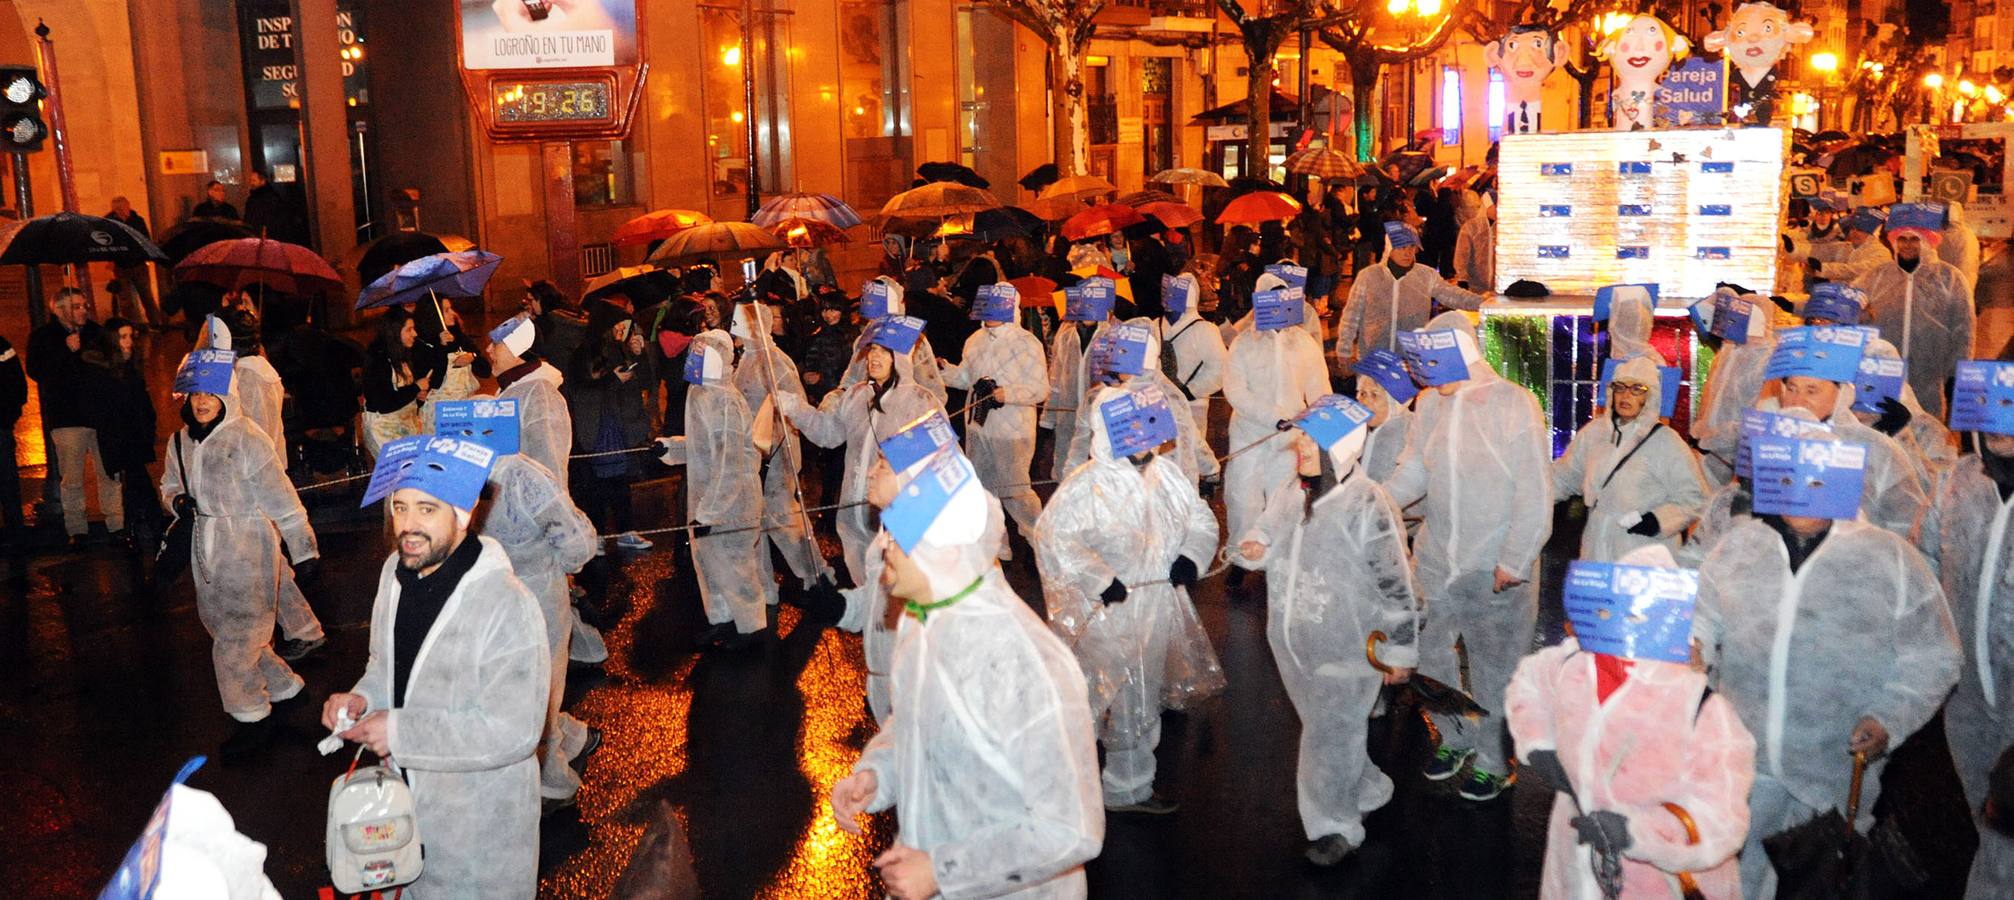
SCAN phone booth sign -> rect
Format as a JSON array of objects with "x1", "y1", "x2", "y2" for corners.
[{"x1": 456, "y1": 1, "x2": 647, "y2": 142}]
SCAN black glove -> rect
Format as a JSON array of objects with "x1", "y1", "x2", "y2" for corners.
[
  {"x1": 171, "y1": 493, "x2": 196, "y2": 518},
  {"x1": 689, "y1": 521, "x2": 713, "y2": 538},
  {"x1": 1806, "y1": 257, "x2": 1823, "y2": 273},
  {"x1": 970, "y1": 377, "x2": 998, "y2": 403},
  {"x1": 1100, "y1": 579, "x2": 1128, "y2": 606},
  {"x1": 294, "y1": 557, "x2": 322, "y2": 585},
  {"x1": 1873, "y1": 396, "x2": 1912, "y2": 436},
  {"x1": 1169, "y1": 556, "x2": 1199, "y2": 588},
  {"x1": 1276, "y1": 418, "x2": 1295, "y2": 431},
  {"x1": 1571, "y1": 810, "x2": 1633, "y2": 855},
  {"x1": 1524, "y1": 749, "x2": 1573, "y2": 797},
  {"x1": 1625, "y1": 512, "x2": 1660, "y2": 537},
  {"x1": 1783, "y1": 233, "x2": 1795, "y2": 253}
]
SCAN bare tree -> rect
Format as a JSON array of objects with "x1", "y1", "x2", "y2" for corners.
[
  {"x1": 1318, "y1": 0, "x2": 1473, "y2": 160},
  {"x1": 989, "y1": 0, "x2": 1116, "y2": 176},
  {"x1": 1215, "y1": 0, "x2": 1356, "y2": 178}
]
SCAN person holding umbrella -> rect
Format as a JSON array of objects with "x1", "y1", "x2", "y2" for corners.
[{"x1": 360, "y1": 307, "x2": 430, "y2": 459}]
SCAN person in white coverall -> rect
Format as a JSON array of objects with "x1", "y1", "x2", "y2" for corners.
[
  {"x1": 840, "y1": 276, "x2": 948, "y2": 404},
  {"x1": 1336, "y1": 221, "x2": 1485, "y2": 368},
  {"x1": 1152, "y1": 273, "x2": 1228, "y2": 480},
  {"x1": 1045, "y1": 302, "x2": 1114, "y2": 481},
  {"x1": 1385, "y1": 311, "x2": 1553, "y2": 801},
  {"x1": 1852, "y1": 211, "x2": 1974, "y2": 418},
  {"x1": 1351, "y1": 348, "x2": 1417, "y2": 485},
  {"x1": 1693, "y1": 289, "x2": 1780, "y2": 483},
  {"x1": 1552, "y1": 357, "x2": 1709, "y2": 562},
  {"x1": 1806, "y1": 206, "x2": 1891, "y2": 284},
  {"x1": 656, "y1": 330, "x2": 773, "y2": 647},
  {"x1": 1223, "y1": 300, "x2": 1329, "y2": 568},
  {"x1": 729, "y1": 301, "x2": 834, "y2": 590},
  {"x1": 939, "y1": 295, "x2": 1050, "y2": 541},
  {"x1": 1060, "y1": 320, "x2": 1209, "y2": 486},
  {"x1": 829, "y1": 475, "x2": 1101, "y2": 900}
]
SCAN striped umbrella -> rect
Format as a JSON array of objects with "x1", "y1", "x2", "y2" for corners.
[
  {"x1": 771, "y1": 217, "x2": 854, "y2": 247},
  {"x1": 1149, "y1": 167, "x2": 1230, "y2": 188},
  {"x1": 1283, "y1": 146, "x2": 1364, "y2": 180},
  {"x1": 1117, "y1": 190, "x2": 1180, "y2": 208},
  {"x1": 752, "y1": 192, "x2": 862, "y2": 229}
]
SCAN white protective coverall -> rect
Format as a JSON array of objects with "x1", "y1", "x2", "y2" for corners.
[
  {"x1": 1452, "y1": 213, "x2": 1495, "y2": 293},
  {"x1": 780, "y1": 341, "x2": 944, "y2": 586},
  {"x1": 1942, "y1": 201, "x2": 1984, "y2": 292},
  {"x1": 481, "y1": 452, "x2": 599, "y2": 799},
  {"x1": 1385, "y1": 311, "x2": 1553, "y2": 779},
  {"x1": 1223, "y1": 271, "x2": 1323, "y2": 348},
  {"x1": 1605, "y1": 288, "x2": 1670, "y2": 367},
  {"x1": 1812, "y1": 235, "x2": 1892, "y2": 284},
  {"x1": 1061, "y1": 322, "x2": 1209, "y2": 486},
  {"x1": 1694, "y1": 292, "x2": 1779, "y2": 483},
  {"x1": 840, "y1": 279, "x2": 948, "y2": 405},
  {"x1": 1044, "y1": 317, "x2": 1111, "y2": 481},
  {"x1": 1553, "y1": 358, "x2": 1710, "y2": 562},
  {"x1": 730, "y1": 303, "x2": 832, "y2": 588},
  {"x1": 1223, "y1": 314, "x2": 1330, "y2": 565},
  {"x1": 495, "y1": 360, "x2": 572, "y2": 496},
  {"x1": 941, "y1": 315, "x2": 1051, "y2": 536},
  {"x1": 852, "y1": 486, "x2": 1103, "y2": 898},
  {"x1": 1917, "y1": 450, "x2": 2014, "y2": 898},
  {"x1": 1358, "y1": 382, "x2": 1414, "y2": 485},
  {"x1": 1337, "y1": 259, "x2": 1485, "y2": 363},
  {"x1": 1753, "y1": 389, "x2": 1930, "y2": 543},
  {"x1": 228, "y1": 351, "x2": 325, "y2": 648},
  {"x1": 1693, "y1": 518, "x2": 1960, "y2": 899},
  {"x1": 1507, "y1": 635, "x2": 1756, "y2": 900},
  {"x1": 1239, "y1": 433, "x2": 1424, "y2": 845},
  {"x1": 1153, "y1": 276, "x2": 1229, "y2": 479},
  {"x1": 1853, "y1": 256, "x2": 1973, "y2": 418},
  {"x1": 351, "y1": 536, "x2": 549, "y2": 900},
  {"x1": 160, "y1": 407, "x2": 319, "y2": 722},
  {"x1": 1035, "y1": 386, "x2": 1224, "y2": 805},
  {"x1": 659, "y1": 331, "x2": 772, "y2": 633}
]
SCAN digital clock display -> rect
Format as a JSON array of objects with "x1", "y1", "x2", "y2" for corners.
[{"x1": 493, "y1": 81, "x2": 612, "y2": 124}]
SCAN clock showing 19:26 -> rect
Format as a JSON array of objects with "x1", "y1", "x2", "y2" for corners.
[{"x1": 492, "y1": 81, "x2": 612, "y2": 124}]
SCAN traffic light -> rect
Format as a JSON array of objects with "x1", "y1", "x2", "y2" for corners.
[{"x1": 0, "y1": 66, "x2": 47, "y2": 153}]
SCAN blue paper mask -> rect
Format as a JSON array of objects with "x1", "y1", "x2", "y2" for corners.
[
  {"x1": 173, "y1": 348, "x2": 236, "y2": 396},
  {"x1": 1850, "y1": 355, "x2": 1907, "y2": 414},
  {"x1": 1383, "y1": 220, "x2": 1421, "y2": 250},
  {"x1": 683, "y1": 343, "x2": 724, "y2": 385},
  {"x1": 1803, "y1": 283, "x2": 1866, "y2": 325},
  {"x1": 1355, "y1": 349, "x2": 1419, "y2": 404},
  {"x1": 432, "y1": 398, "x2": 521, "y2": 455},
  {"x1": 1846, "y1": 207, "x2": 1888, "y2": 234},
  {"x1": 878, "y1": 409, "x2": 958, "y2": 474},
  {"x1": 1951, "y1": 360, "x2": 2014, "y2": 436},
  {"x1": 1254, "y1": 287, "x2": 1306, "y2": 331},
  {"x1": 1161, "y1": 274, "x2": 1194, "y2": 318},
  {"x1": 488, "y1": 313, "x2": 532, "y2": 347},
  {"x1": 1099, "y1": 386, "x2": 1179, "y2": 458},
  {"x1": 1264, "y1": 263, "x2": 1308, "y2": 289},
  {"x1": 971, "y1": 283, "x2": 1018, "y2": 323},
  {"x1": 1397, "y1": 329, "x2": 1470, "y2": 386},
  {"x1": 1736, "y1": 409, "x2": 1832, "y2": 480},
  {"x1": 1599, "y1": 358, "x2": 1682, "y2": 418},
  {"x1": 882, "y1": 446, "x2": 977, "y2": 553},
  {"x1": 1293, "y1": 395, "x2": 1374, "y2": 451},
  {"x1": 1766, "y1": 326, "x2": 1870, "y2": 383},
  {"x1": 1562, "y1": 560, "x2": 1699, "y2": 664},
  {"x1": 1089, "y1": 323, "x2": 1151, "y2": 380},
  {"x1": 1708, "y1": 292, "x2": 1754, "y2": 344},
  {"x1": 1750, "y1": 435, "x2": 1867, "y2": 520},
  {"x1": 1064, "y1": 278, "x2": 1116, "y2": 322},
  {"x1": 1887, "y1": 202, "x2": 1948, "y2": 233},
  {"x1": 1592, "y1": 283, "x2": 1660, "y2": 322},
  {"x1": 361, "y1": 435, "x2": 498, "y2": 511},
  {"x1": 868, "y1": 315, "x2": 926, "y2": 354},
  {"x1": 861, "y1": 279, "x2": 897, "y2": 320}
]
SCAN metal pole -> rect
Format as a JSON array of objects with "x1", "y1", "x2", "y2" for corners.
[
  {"x1": 12, "y1": 153, "x2": 40, "y2": 325},
  {"x1": 741, "y1": 0, "x2": 760, "y2": 219},
  {"x1": 33, "y1": 21, "x2": 91, "y2": 312},
  {"x1": 1297, "y1": 27, "x2": 1312, "y2": 134}
]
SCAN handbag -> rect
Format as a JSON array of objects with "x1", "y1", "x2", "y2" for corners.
[
  {"x1": 154, "y1": 433, "x2": 195, "y2": 585},
  {"x1": 327, "y1": 745, "x2": 423, "y2": 894}
]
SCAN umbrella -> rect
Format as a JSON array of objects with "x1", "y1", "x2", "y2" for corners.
[
  {"x1": 1061, "y1": 203, "x2": 1146, "y2": 242},
  {"x1": 1137, "y1": 200, "x2": 1203, "y2": 229},
  {"x1": 158, "y1": 217, "x2": 256, "y2": 264},
  {"x1": 0, "y1": 212, "x2": 168, "y2": 266},
  {"x1": 176, "y1": 237, "x2": 342, "y2": 295},
  {"x1": 1150, "y1": 167, "x2": 1230, "y2": 188},
  {"x1": 1366, "y1": 631, "x2": 1487, "y2": 717},
  {"x1": 1225, "y1": 175, "x2": 1287, "y2": 196},
  {"x1": 772, "y1": 218, "x2": 854, "y2": 247},
  {"x1": 1019, "y1": 163, "x2": 1060, "y2": 194},
  {"x1": 752, "y1": 193, "x2": 861, "y2": 229},
  {"x1": 916, "y1": 161, "x2": 989, "y2": 189},
  {"x1": 1023, "y1": 197, "x2": 1084, "y2": 221},
  {"x1": 1216, "y1": 191, "x2": 1302, "y2": 225},
  {"x1": 612, "y1": 209, "x2": 714, "y2": 247},
  {"x1": 355, "y1": 249, "x2": 503, "y2": 311},
  {"x1": 1826, "y1": 143, "x2": 1896, "y2": 178},
  {"x1": 1008, "y1": 275, "x2": 1057, "y2": 307},
  {"x1": 1408, "y1": 165, "x2": 1452, "y2": 188},
  {"x1": 1283, "y1": 146, "x2": 1364, "y2": 180},
  {"x1": 645, "y1": 221, "x2": 785, "y2": 265},
  {"x1": 1116, "y1": 190, "x2": 1180, "y2": 208},
  {"x1": 350, "y1": 231, "x2": 452, "y2": 287},
  {"x1": 1764, "y1": 751, "x2": 1929, "y2": 897},
  {"x1": 1039, "y1": 174, "x2": 1117, "y2": 202},
  {"x1": 582, "y1": 264, "x2": 682, "y2": 306},
  {"x1": 878, "y1": 182, "x2": 1002, "y2": 219},
  {"x1": 973, "y1": 206, "x2": 1045, "y2": 241},
  {"x1": 1121, "y1": 213, "x2": 1168, "y2": 240}
]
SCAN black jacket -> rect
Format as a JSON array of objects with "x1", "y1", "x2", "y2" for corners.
[
  {"x1": 271, "y1": 326, "x2": 365, "y2": 431},
  {"x1": 26, "y1": 320, "x2": 99, "y2": 427},
  {"x1": 908, "y1": 289, "x2": 974, "y2": 365},
  {"x1": 79, "y1": 351, "x2": 155, "y2": 472},
  {"x1": 361, "y1": 342, "x2": 421, "y2": 414},
  {"x1": 190, "y1": 199, "x2": 238, "y2": 221},
  {"x1": 0, "y1": 335, "x2": 25, "y2": 426},
  {"x1": 107, "y1": 209, "x2": 150, "y2": 240}
]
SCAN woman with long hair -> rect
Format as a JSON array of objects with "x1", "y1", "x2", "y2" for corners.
[{"x1": 360, "y1": 306, "x2": 428, "y2": 458}]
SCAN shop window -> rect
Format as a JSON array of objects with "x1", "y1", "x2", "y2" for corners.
[{"x1": 574, "y1": 139, "x2": 635, "y2": 207}]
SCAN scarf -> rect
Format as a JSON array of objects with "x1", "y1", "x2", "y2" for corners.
[{"x1": 391, "y1": 534, "x2": 484, "y2": 707}]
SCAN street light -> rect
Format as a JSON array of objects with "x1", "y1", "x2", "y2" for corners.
[
  {"x1": 1960, "y1": 79, "x2": 1980, "y2": 97},
  {"x1": 1809, "y1": 51, "x2": 1838, "y2": 74},
  {"x1": 1387, "y1": 0, "x2": 1442, "y2": 148},
  {"x1": 1924, "y1": 72, "x2": 1945, "y2": 90}
]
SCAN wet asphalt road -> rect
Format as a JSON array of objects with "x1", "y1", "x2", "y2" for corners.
[{"x1": 0, "y1": 333, "x2": 1986, "y2": 898}]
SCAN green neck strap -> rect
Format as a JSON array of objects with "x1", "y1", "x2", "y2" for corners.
[{"x1": 903, "y1": 575, "x2": 986, "y2": 624}]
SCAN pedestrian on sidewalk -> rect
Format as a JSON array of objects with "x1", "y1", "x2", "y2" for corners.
[{"x1": 28, "y1": 287, "x2": 115, "y2": 547}]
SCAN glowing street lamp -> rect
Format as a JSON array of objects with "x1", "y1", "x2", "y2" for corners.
[
  {"x1": 1809, "y1": 51, "x2": 1838, "y2": 74},
  {"x1": 1924, "y1": 72, "x2": 1945, "y2": 90},
  {"x1": 1960, "y1": 79, "x2": 1980, "y2": 97},
  {"x1": 1386, "y1": 0, "x2": 1445, "y2": 142}
]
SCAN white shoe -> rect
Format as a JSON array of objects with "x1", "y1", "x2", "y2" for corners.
[{"x1": 615, "y1": 532, "x2": 654, "y2": 550}]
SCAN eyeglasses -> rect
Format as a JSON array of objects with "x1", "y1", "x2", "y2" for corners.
[{"x1": 1610, "y1": 382, "x2": 1651, "y2": 398}]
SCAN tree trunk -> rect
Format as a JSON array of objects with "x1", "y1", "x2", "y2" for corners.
[
  {"x1": 1050, "y1": 26, "x2": 1089, "y2": 176},
  {"x1": 1575, "y1": 67, "x2": 1601, "y2": 129},
  {"x1": 1349, "y1": 55, "x2": 1380, "y2": 164},
  {"x1": 1246, "y1": 52, "x2": 1275, "y2": 179}
]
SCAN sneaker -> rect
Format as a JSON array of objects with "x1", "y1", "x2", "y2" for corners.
[
  {"x1": 1305, "y1": 834, "x2": 1356, "y2": 867},
  {"x1": 1106, "y1": 794, "x2": 1180, "y2": 815},
  {"x1": 1458, "y1": 770, "x2": 1506, "y2": 802},
  {"x1": 220, "y1": 718, "x2": 275, "y2": 761},
  {"x1": 614, "y1": 532, "x2": 654, "y2": 551},
  {"x1": 276, "y1": 636, "x2": 327, "y2": 662},
  {"x1": 570, "y1": 727, "x2": 603, "y2": 776},
  {"x1": 1422, "y1": 746, "x2": 1474, "y2": 782}
]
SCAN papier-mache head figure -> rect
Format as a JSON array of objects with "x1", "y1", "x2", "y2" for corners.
[
  {"x1": 1703, "y1": 3, "x2": 1815, "y2": 124},
  {"x1": 1486, "y1": 24, "x2": 1561, "y2": 132},
  {"x1": 1598, "y1": 14, "x2": 1690, "y2": 131}
]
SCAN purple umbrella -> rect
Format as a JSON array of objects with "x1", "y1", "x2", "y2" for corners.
[{"x1": 355, "y1": 249, "x2": 503, "y2": 311}]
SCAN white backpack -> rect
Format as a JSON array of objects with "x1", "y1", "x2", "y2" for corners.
[{"x1": 326, "y1": 749, "x2": 423, "y2": 894}]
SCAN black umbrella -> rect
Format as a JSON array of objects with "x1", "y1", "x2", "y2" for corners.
[
  {"x1": 1121, "y1": 213, "x2": 1169, "y2": 240},
  {"x1": 0, "y1": 211, "x2": 167, "y2": 266},
  {"x1": 917, "y1": 161, "x2": 989, "y2": 189},
  {"x1": 1366, "y1": 631, "x2": 1486, "y2": 717},
  {"x1": 1019, "y1": 163, "x2": 1059, "y2": 194},
  {"x1": 1826, "y1": 143, "x2": 1895, "y2": 178},
  {"x1": 353, "y1": 232, "x2": 452, "y2": 289},
  {"x1": 973, "y1": 206, "x2": 1044, "y2": 241},
  {"x1": 1764, "y1": 751, "x2": 1928, "y2": 898},
  {"x1": 157, "y1": 217, "x2": 255, "y2": 264},
  {"x1": 1224, "y1": 175, "x2": 1287, "y2": 198}
]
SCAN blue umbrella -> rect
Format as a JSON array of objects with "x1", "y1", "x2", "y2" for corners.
[{"x1": 355, "y1": 249, "x2": 503, "y2": 311}]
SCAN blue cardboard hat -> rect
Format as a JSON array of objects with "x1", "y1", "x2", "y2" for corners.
[
  {"x1": 1263, "y1": 262, "x2": 1308, "y2": 289},
  {"x1": 1850, "y1": 355, "x2": 1907, "y2": 415},
  {"x1": 1562, "y1": 560, "x2": 1699, "y2": 664},
  {"x1": 1598, "y1": 358, "x2": 1682, "y2": 418},
  {"x1": 1887, "y1": 201, "x2": 1948, "y2": 233},
  {"x1": 1592, "y1": 283, "x2": 1660, "y2": 322},
  {"x1": 683, "y1": 341, "x2": 725, "y2": 385},
  {"x1": 1766, "y1": 326, "x2": 1869, "y2": 383},
  {"x1": 173, "y1": 348, "x2": 237, "y2": 396},
  {"x1": 1845, "y1": 206, "x2": 1888, "y2": 234},
  {"x1": 1064, "y1": 277, "x2": 1116, "y2": 322},
  {"x1": 860, "y1": 278, "x2": 899, "y2": 320},
  {"x1": 1735, "y1": 409, "x2": 1832, "y2": 480},
  {"x1": 361, "y1": 435, "x2": 498, "y2": 511},
  {"x1": 1098, "y1": 386, "x2": 1179, "y2": 458},
  {"x1": 432, "y1": 398, "x2": 521, "y2": 456},
  {"x1": 1707, "y1": 291, "x2": 1755, "y2": 344},
  {"x1": 1356, "y1": 349, "x2": 1420, "y2": 404},
  {"x1": 1089, "y1": 323, "x2": 1152, "y2": 380},
  {"x1": 868, "y1": 315, "x2": 926, "y2": 354},
  {"x1": 1951, "y1": 360, "x2": 2014, "y2": 436},
  {"x1": 488, "y1": 313, "x2": 536, "y2": 357},
  {"x1": 1803, "y1": 283, "x2": 1866, "y2": 325},
  {"x1": 1383, "y1": 220, "x2": 1421, "y2": 250},
  {"x1": 878, "y1": 408, "x2": 958, "y2": 474},
  {"x1": 1397, "y1": 329, "x2": 1472, "y2": 387},
  {"x1": 971, "y1": 283, "x2": 1019, "y2": 322},
  {"x1": 1292, "y1": 395, "x2": 1374, "y2": 451},
  {"x1": 1162, "y1": 273, "x2": 1197, "y2": 318},
  {"x1": 882, "y1": 445, "x2": 978, "y2": 553},
  {"x1": 1254, "y1": 287, "x2": 1306, "y2": 331},
  {"x1": 1750, "y1": 435, "x2": 1868, "y2": 520}
]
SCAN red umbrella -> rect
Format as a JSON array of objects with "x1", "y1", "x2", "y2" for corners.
[
  {"x1": 175, "y1": 237, "x2": 343, "y2": 295},
  {"x1": 1008, "y1": 275, "x2": 1057, "y2": 308},
  {"x1": 1216, "y1": 191, "x2": 1303, "y2": 225},
  {"x1": 612, "y1": 209, "x2": 713, "y2": 247},
  {"x1": 1137, "y1": 200, "x2": 1203, "y2": 229},
  {"x1": 1061, "y1": 203, "x2": 1146, "y2": 241}
]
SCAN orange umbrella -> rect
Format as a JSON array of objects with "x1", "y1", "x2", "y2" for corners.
[
  {"x1": 772, "y1": 218, "x2": 853, "y2": 247},
  {"x1": 1009, "y1": 275, "x2": 1057, "y2": 308},
  {"x1": 613, "y1": 209, "x2": 713, "y2": 246},
  {"x1": 1023, "y1": 197, "x2": 1083, "y2": 221},
  {"x1": 1138, "y1": 200, "x2": 1203, "y2": 229},
  {"x1": 1216, "y1": 191, "x2": 1303, "y2": 225},
  {"x1": 1061, "y1": 203, "x2": 1145, "y2": 241}
]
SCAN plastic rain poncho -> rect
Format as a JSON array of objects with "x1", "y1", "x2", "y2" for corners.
[
  {"x1": 1916, "y1": 451, "x2": 2014, "y2": 898},
  {"x1": 1035, "y1": 387, "x2": 1224, "y2": 805},
  {"x1": 1753, "y1": 391, "x2": 1930, "y2": 543},
  {"x1": 160, "y1": 409, "x2": 319, "y2": 722},
  {"x1": 1337, "y1": 259, "x2": 1484, "y2": 362},
  {"x1": 1693, "y1": 518, "x2": 1960, "y2": 898},
  {"x1": 481, "y1": 452, "x2": 598, "y2": 799},
  {"x1": 941, "y1": 319, "x2": 1051, "y2": 535},
  {"x1": 660, "y1": 331, "x2": 772, "y2": 633},
  {"x1": 1240, "y1": 454, "x2": 1424, "y2": 844},
  {"x1": 841, "y1": 281, "x2": 948, "y2": 406},
  {"x1": 351, "y1": 536, "x2": 549, "y2": 900},
  {"x1": 1061, "y1": 323, "x2": 1208, "y2": 487},
  {"x1": 1853, "y1": 257, "x2": 1973, "y2": 418},
  {"x1": 731, "y1": 304, "x2": 831, "y2": 588},
  {"x1": 1861, "y1": 337, "x2": 1958, "y2": 495},
  {"x1": 1223, "y1": 271, "x2": 1324, "y2": 347},
  {"x1": 1552, "y1": 359, "x2": 1710, "y2": 562},
  {"x1": 1813, "y1": 235, "x2": 1892, "y2": 284},
  {"x1": 1694, "y1": 293, "x2": 1779, "y2": 483},
  {"x1": 1385, "y1": 311, "x2": 1553, "y2": 777},
  {"x1": 1153, "y1": 295, "x2": 1229, "y2": 478},
  {"x1": 1044, "y1": 318, "x2": 1111, "y2": 481},
  {"x1": 226, "y1": 352, "x2": 325, "y2": 648},
  {"x1": 1942, "y1": 202, "x2": 1984, "y2": 291},
  {"x1": 853, "y1": 489, "x2": 1102, "y2": 898},
  {"x1": 495, "y1": 361, "x2": 571, "y2": 496},
  {"x1": 1605, "y1": 289, "x2": 1669, "y2": 366},
  {"x1": 1359, "y1": 388, "x2": 1413, "y2": 486},
  {"x1": 779, "y1": 342, "x2": 944, "y2": 586},
  {"x1": 1223, "y1": 319, "x2": 1330, "y2": 566},
  {"x1": 1507, "y1": 639, "x2": 1755, "y2": 900}
]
